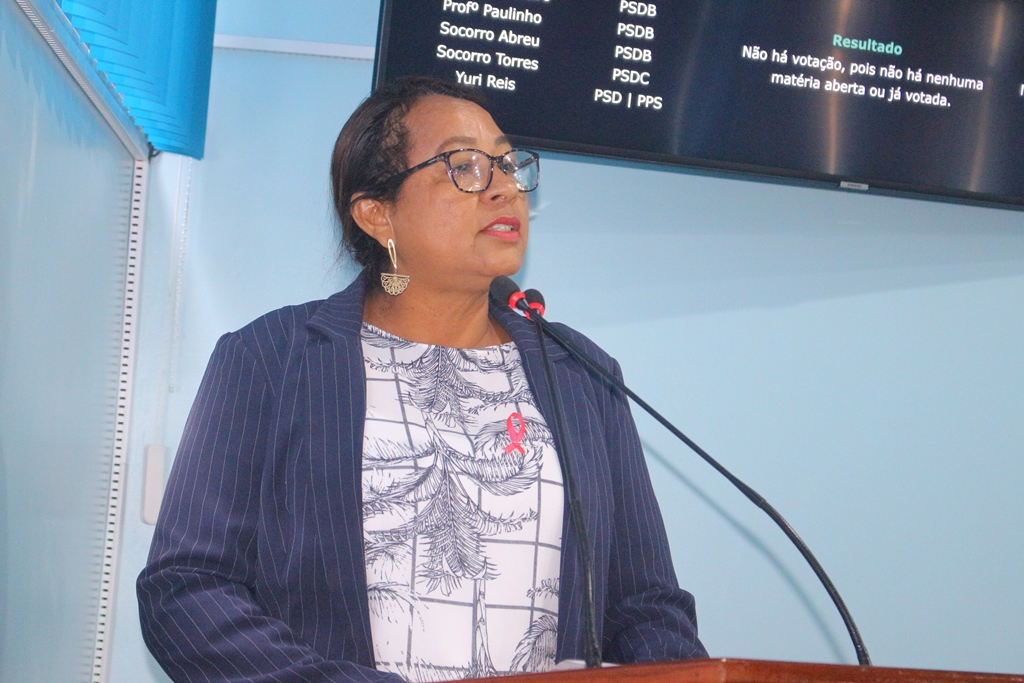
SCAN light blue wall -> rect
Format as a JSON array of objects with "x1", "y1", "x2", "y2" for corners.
[
  {"x1": 214, "y1": 0, "x2": 379, "y2": 45},
  {"x1": 0, "y1": 2, "x2": 136, "y2": 681},
  {"x1": 108, "y1": 1, "x2": 1024, "y2": 681}
]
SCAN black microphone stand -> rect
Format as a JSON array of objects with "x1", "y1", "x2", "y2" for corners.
[
  {"x1": 528, "y1": 310, "x2": 603, "y2": 669},
  {"x1": 513, "y1": 289, "x2": 872, "y2": 668}
]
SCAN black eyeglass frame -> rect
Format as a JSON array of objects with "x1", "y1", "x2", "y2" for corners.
[{"x1": 383, "y1": 148, "x2": 540, "y2": 194}]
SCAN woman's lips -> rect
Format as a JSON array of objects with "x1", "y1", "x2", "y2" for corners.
[{"x1": 481, "y1": 216, "x2": 522, "y2": 241}]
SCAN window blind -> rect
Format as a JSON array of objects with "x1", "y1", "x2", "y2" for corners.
[{"x1": 58, "y1": 0, "x2": 217, "y2": 158}]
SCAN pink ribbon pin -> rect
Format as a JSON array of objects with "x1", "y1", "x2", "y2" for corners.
[{"x1": 504, "y1": 412, "x2": 527, "y2": 454}]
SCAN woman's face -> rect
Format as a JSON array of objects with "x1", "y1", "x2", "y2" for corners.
[{"x1": 380, "y1": 95, "x2": 530, "y2": 297}]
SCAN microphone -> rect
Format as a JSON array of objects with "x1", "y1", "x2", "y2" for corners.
[
  {"x1": 524, "y1": 289, "x2": 545, "y2": 318},
  {"x1": 489, "y1": 277, "x2": 601, "y2": 668},
  {"x1": 490, "y1": 275, "x2": 527, "y2": 313},
  {"x1": 491, "y1": 277, "x2": 873, "y2": 667},
  {"x1": 490, "y1": 276, "x2": 545, "y2": 318}
]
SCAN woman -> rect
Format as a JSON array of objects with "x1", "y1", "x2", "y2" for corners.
[{"x1": 138, "y1": 77, "x2": 706, "y2": 683}]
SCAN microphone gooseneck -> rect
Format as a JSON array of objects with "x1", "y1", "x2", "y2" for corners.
[
  {"x1": 492, "y1": 277, "x2": 873, "y2": 668},
  {"x1": 489, "y1": 277, "x2": 602, "y2": 668}
]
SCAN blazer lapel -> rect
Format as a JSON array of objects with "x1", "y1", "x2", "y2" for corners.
[
  {"x1": 493, "y1": 302, "x2": 606, "y2": 662},
  {"x1": 301, "y1": 273, "x2": 378, "y2": 662}
]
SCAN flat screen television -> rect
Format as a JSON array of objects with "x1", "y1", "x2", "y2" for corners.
[{"x1": 374, "y1": 0, "x2": 1024, "y2": 209}]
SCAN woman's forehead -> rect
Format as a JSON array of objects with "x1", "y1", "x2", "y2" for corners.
[{"x1": 404, "y1": 95, "x2": 506, "y2": 154}]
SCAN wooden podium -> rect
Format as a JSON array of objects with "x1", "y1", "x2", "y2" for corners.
[{"x1": 495, "y1": 659, "x2": 1024, "y2": 683}]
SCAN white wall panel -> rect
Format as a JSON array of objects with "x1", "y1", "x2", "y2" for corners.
[{"x1": 0, "y1": 2, "x2": 137, "y2": 680}]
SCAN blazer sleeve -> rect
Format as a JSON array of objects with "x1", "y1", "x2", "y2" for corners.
[
  {"x1": 598, "y1": 358, "x2": 709, "y2": 663},
  {"x1": 136, "y1": 333, "x2": 401, "y2": 683}
]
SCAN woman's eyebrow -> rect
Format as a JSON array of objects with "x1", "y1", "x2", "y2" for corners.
[
  {"x1": 435, "y1": 135, "x2": 476, "y2": 153},
  {"x1": 434, "y1": 134, "x2": 512, "y2": 153}
]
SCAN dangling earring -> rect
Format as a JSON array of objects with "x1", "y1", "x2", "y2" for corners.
[{"x1": 380, "y1": 238, "x2": 409, "y2": 296}]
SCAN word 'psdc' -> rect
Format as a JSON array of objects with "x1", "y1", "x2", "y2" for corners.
[{"x1": 612, "y1": 68, "x2": 650, "y2": 84}]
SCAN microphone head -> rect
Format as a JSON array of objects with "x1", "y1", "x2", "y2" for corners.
[
  {"x1": 524, "y1": 288, "x2": 546, "y2": 318},
  {"x1": 489, "y1": 276, "x2": 522, "y2": 307}
]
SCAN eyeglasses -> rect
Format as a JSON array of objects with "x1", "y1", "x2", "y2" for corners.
[{"x1": 384, "y1": 148, "x2": 540, "y2": 194}]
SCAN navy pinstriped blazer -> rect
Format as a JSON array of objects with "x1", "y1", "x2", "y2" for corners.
[{"x1": 138, "y1": 272, "x2": 706, "y2": 683}]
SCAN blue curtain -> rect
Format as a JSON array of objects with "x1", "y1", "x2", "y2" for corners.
[{"x1": 58, "y1": 0, "x2": 217, "y2": 158}]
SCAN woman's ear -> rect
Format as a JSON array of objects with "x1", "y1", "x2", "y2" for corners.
[{"x1": 350, "y1": 195, "x2": 394, "y2": 248}]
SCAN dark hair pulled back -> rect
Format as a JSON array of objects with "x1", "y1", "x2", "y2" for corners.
[{"x1": 329, "y1": 76, "x2": 489, "y2": 280}]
